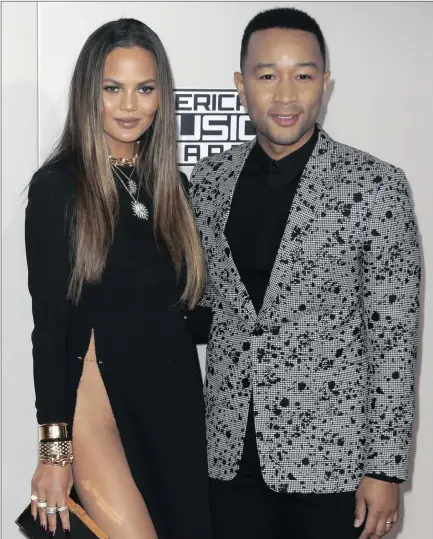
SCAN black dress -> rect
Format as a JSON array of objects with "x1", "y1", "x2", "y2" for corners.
[{"x1": 25, "y1": 158, "x2": 213, "y2": 539}]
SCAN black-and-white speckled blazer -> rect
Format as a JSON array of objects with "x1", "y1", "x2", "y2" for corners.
[{"x1": 189, "y1": 125, "x2": 421, "y2": 494}]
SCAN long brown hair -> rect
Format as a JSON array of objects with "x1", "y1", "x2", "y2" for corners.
[{"x1": 44, "y1": 19, "x2": 204, "y2": 306}]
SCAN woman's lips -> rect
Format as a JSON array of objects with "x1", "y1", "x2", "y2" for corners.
[{"x1": 115, "y1": 118, "x2": 140, "y2": 129}]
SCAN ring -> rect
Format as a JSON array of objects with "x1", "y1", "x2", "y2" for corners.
[
  {"x1": 37, "y1": 501, "x2": 47, "y2": 509},
  {"x1": 386, "y1": 521, "x2": 394, "y2": 525},
  {"x1": 30, "y1": 495, "x2": 39, "y2": 501},
  {"x1": 57, "y1": 505, "x2": 68, "y2": 513},
  {"x1": 46, "y1": 506, "x2": 57, "y2": 515}
]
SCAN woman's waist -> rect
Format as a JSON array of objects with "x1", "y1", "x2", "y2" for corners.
[{"x1": 98, "y1": 276, "x2": 181, "y2": 303}]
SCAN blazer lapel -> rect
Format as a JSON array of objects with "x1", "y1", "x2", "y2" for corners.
[
  {"x1": 211, "y1": 139, "x2": 258, "y2": 323},
  {"x1": 258, "y1": 126, "x2": 336, "y2": 320}
]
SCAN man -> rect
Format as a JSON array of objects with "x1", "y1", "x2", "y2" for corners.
[{"x1": 189, "y1": 7, "x2": 420, "y2": 539}]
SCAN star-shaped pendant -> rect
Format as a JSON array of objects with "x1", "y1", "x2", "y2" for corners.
[{"x1": 131, "y1": 200, "x2": 149, "y2": 220}]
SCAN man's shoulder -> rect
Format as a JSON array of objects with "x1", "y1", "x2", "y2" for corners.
[
  {"x1": 331, "y1": 137, "x2": 403, "y2": 178},
  {"x1": 192, "y1": 140, "x2": 254, "y2": 177}
]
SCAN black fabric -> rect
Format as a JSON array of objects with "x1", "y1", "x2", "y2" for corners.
[
  {"x1": 184, "y1": 305, "x2": 214, "y2": 343},
  {"x1": 25, "y1": 160, "x2": 212, "y2": 539},
  {"x1": 210, "y1": 470, "x2": 363, "y2": 539}
]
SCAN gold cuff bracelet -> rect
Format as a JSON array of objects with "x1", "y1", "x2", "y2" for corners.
[{"x1": 39, "y1": 423, "x2": 68, "y2": 441}]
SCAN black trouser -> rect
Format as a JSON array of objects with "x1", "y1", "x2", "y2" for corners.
[{"x1": 209, "y1": 401, "x2": 364, "y2": 539}]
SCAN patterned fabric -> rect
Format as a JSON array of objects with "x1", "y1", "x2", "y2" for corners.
[{"x1": 189, "y1": 125, "x2": 421, "y2": 494}]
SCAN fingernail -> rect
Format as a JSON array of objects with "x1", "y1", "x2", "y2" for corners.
[
  {"x1": 49, "y1": 531, "x2": 55, "y2": 537},
  {"x1": 64, "y1": 530, "x2": 70, "y2": 537},
  {"x1": 354, "y1": 519, "x2": 361, "y2": 528},
  {"x1": 41, "y1": 525, "x2": 46, "y2": 532}
]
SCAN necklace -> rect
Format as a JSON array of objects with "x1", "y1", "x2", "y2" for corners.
[
  {"x1": 111, "y1": 165, "x2": 149, "y2": 220},
  {"x1": 109, "y1": 153, "x2": 139, "y2": 167},
  {"x1": 112, "y1": 163, "x2": 138, "y2": 196},
  {"x1": 108, "y1": 142, "x2": 140, "y2": 167}
]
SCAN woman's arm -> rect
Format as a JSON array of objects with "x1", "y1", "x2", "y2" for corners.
[
  {"x1": 184, "y1": 306, "x2": 213, "y2": 345},
  {"x1": 25, "y1": 164, "x2": 75, "y2": 425}
]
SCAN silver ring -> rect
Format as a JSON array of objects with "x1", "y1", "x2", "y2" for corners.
[
  {"x1": 46, "y1": 506, "x2": 57, "y2": 515},
  {"x1": 57, "y1": 505, "x2": 68, "y2": 513},
  {"x1": 386, "y1": 521, "x2": 394, "y2": 525},
  {"x1": 37, "y1": 501, "x2": 47, "y2": 509},
  {"x1": 30, "y1": 495, "x2": 39, "y2": 501}
]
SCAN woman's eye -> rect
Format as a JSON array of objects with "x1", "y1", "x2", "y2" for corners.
[
  {"x1": 139, "y1": 86, "x2": 155, "y2": 94},
  {"x1": 103, "y1": 86, "x2": 119, "y2": 92}
]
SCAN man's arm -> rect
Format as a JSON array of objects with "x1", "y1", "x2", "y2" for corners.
[
  {"x1": 362, "y1": 168, "x2": 420, "y2": 480},
  {"x1": 355, "y1": 168, "x2": 420, "y2": 539}
]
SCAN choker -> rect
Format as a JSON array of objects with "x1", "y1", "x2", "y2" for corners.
[{"x1": 108, "y1": 153, "x2": 139, "y2": 167}]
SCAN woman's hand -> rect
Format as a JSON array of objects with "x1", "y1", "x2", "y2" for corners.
[{"x1": 31, "y1": 462, "x2": 73, "y2": 536}]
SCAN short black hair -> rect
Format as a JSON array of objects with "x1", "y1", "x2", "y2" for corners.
[{"x1": 240, "y1": 7, "x2": 327, "y2": 70}]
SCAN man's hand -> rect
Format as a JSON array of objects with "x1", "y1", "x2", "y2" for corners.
[{"x1": 355, "y1": 476, "x2": 399, "y2": 539}]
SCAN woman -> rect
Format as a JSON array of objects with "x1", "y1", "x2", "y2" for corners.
[{"x1": 26, "y1": 18, "x2": 212, "y2": 539}]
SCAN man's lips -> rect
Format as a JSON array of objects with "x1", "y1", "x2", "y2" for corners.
[{"x1": 269, "y1": 113, "x2": 301, "y2": 127}]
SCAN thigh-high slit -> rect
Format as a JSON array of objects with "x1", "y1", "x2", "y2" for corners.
[{"x1": 72, "y1": 332, "x2": 158, "y2": 539}]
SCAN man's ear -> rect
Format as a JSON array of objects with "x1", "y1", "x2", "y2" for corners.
[
  {"x1": 323, "y1": 70, "x2": 331, "y2": 94},
  {"x1": 234, "y1": 71, "x2": 247, "y2": 108}
]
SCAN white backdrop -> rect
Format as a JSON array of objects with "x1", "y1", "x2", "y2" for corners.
[{"x1": 2, "y1": 2, "x2": 433, "y2": 538}]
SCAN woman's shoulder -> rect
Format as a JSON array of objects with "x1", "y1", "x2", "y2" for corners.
[
  {"x1": 29, "y1": 156, "x2": 77, "y2": 203},
  {"x1": 27, "y1": 157, "x2": 78, "y2": 225}
]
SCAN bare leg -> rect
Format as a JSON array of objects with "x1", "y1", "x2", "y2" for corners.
[{"x1": 72, "y1": 332, "x2": 158, "y2": 539}]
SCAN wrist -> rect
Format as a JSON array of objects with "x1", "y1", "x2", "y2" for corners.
[
  {"x1": 39, "y1": 439, "x2": 74, "y2": 466},
  {"x1": 365, "y1": 473, "x2": 402, "y2": 485},
  {"x1": 38, "y1": 423, "x2": 73, "y2": 466}
]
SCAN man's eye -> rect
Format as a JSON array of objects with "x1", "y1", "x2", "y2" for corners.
[
  {"x1": 260, "y1": 74, "x2": 274, "y2": 80},
  {"x1": 103, "y1": 86, "x2": 119, "y2": 92},
  {"x1": 297, "y1": 74, "x2": 312, "y2": 80}
]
